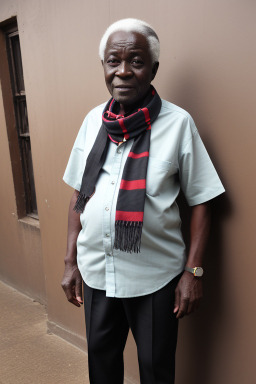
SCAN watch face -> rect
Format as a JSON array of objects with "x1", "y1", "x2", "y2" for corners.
[{"x1": 195, "y1": 267, "x2": 203, "y2": 277}]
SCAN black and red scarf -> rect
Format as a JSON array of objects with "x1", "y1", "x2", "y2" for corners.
[{"x1": 74, "y1": 86, "x2": 162, "y2": 253}]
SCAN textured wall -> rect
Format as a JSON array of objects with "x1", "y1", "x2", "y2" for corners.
[{"x1": 0, "y1": 1, "x2": 255, "y2": 383}]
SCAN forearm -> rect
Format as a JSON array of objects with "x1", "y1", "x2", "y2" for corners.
[
  {"x1": 174, "y1": 202, "x2": 211, "y2": 318},
  {"x1": 61, "y1": 190, "x2": 83, "y2": 306},
  {"x1": 186, "y1": 202, "x2": 211, "y2": 268},
  {"x1": 64, "y1": 190, "x2": 82, "y2": 265}
]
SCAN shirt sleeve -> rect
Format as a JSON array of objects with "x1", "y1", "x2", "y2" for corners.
[
  {"x1": 179, "y1": 117, "x2": 225, "y2": 206},
  {"x1": 63, "y1": 116, "x2": 88, "y2": 191}
]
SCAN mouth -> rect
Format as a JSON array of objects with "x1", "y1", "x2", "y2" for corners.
[{"x1": 114, "y1": 85, "x2": 134, "y2": 90}]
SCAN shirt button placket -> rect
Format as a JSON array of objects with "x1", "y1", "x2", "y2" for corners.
[{"x1": 103, "y1": 144, "x2": 124, "y2": 297}]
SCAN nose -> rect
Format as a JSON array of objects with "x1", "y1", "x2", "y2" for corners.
[{"x1": 115, "y1": 61, "x2": 133, "y2": 78}]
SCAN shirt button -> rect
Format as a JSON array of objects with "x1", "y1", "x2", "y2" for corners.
[
  {"x1": 117, "y1": 149, "x2": 121, "y2": 154},
  {"x1": 111, "y1": 181, "x2": 115, "y2": 185},
  {"x1": 106, "y1": 233, "x2": 110, "y2": 237},
  {"x1": 107, "y1": 253, "x2": 111, "y2": 256},
  {"x1": 105, "y1": 207, "x2": 109, "y2": 211}
]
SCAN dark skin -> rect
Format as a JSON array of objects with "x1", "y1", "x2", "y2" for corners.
[
  {"x1": 102, "y1": 30, "x2": 159, "y2": 115},
  {"x1": 61, "y1": 190, "x2": 83, "y2": 307},
  {"x1": 174, "y1": 203, "x2": 211, "y2": 318},
  {"x1": 61, "y1": 30, "x2": 212, "y2": 318}
]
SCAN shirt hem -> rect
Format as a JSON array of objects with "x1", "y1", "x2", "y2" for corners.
[{"x1": 82, "y1": 270, "x2": 184, "y2": 298}]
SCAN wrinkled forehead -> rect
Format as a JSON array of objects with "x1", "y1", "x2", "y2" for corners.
[{"x1": 105, "y1": 30, "x2": 150, "y2": 55}]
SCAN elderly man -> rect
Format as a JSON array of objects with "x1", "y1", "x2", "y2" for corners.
[{"x1": 62, "y1": 18, "x2": 224, "y2": 384}]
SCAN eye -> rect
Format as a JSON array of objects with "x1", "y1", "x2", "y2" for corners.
[
  {"x1": 106, "y1": 58, "x2": 119, "y2": 66},
  {"x1": 131, "y1": 59, "x2": 144, "y2": 67}
]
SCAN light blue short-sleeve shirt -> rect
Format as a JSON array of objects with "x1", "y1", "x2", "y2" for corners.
[{"x1": 63, "y1": 99, "x2": 225, "y2": 297}]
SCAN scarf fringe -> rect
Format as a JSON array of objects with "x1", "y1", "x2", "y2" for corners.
[
  {"x1": 73, "y1": 192, "x2": 90, "y2": 213},
  {"x1": 114, "y1": 221, "x2": 143, "y2": 253}
]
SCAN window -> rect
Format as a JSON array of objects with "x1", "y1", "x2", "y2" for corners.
[{"x1": 0, "y1": 20, "x2": 38, "y2": 218}]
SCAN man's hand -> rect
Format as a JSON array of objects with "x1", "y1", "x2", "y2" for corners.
[
  {"x1": 173, "y1": 271, "x2": 203, "y2": 318},
  {"x1": 61, "y1": 263, "x2": 83, "y2": 307}
]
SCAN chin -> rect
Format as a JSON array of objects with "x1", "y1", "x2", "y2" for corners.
[
  {"x1": 112, "y1": 90, "x2": 138, "y2": 104},
  {"x1": 115, "y1": 97, "x2": 134, "y2": 105}
]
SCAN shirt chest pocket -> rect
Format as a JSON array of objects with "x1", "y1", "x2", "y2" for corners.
[{"x1": 146, "y1": 157, "x2": 176, "y2": 197}]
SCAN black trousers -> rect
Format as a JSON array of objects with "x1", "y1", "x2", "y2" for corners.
[{"x1": 83, "y1": 275, "x2": 180, "y2": 384}]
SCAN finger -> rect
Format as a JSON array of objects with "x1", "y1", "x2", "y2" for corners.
[
  {"x1": 69, "y1": 297, "x2": 82, "y2": 307},
  {"x1": 187, "y1": 299, "x2": 195, "y2": 315},
  {"x1": 68, "y1": 290, "x2": 82, "y2": 307},
  {"x1": 173, "y1": 288, "x2": 180, "y2": 314},
  {"x1": 75, "y1": 280, "x2": 83, "y2": 304},
  {"x1": 187, "y1": 286, "x2": 202, "y2": 315},
  {"x1": 67, "y1": 292, "x2": 81, "y2": 307},
  {"x1": 62, "y1": 283, "x2": 81, "y2": 307},
  {"x1": 62, "y1": 283, "x2": 74, "y2": 302},
  {"x1": 176, "y1": 297, "x2": 189, "y2": 319}
]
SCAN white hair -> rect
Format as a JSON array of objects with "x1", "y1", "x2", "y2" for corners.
[{"x1": 99, "y1": 18, "x2": 160, "y2": 64}]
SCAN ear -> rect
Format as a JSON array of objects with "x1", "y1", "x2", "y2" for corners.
[{"x1": 151, "y1": 62, "x2": 159, "y2": 81}]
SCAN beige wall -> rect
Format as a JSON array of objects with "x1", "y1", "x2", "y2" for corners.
[
  {"x1": 0, "y1": 0, "x2": 255, "y2": 383},
  {"x1": 0, "y1": 80, "x2": 46, "y2": 303}
]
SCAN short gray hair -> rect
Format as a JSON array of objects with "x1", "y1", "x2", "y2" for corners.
[{"x1": 99, "y1": 18, "x2": 160, "y2": 64}]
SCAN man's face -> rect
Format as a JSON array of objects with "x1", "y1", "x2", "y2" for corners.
[{"x1": 102, "y1": 30, "x2": 159, "y2": 113}]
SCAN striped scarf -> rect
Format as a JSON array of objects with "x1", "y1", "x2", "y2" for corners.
[{"x1": 74, "y1": 87, "x2": 162, "y2": 253}]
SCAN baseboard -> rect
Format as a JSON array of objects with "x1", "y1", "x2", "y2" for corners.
[
  {"x1": 47, "y1": 320, "x2": 87, "y2": 352},
  {"x1": 0, "y1": 275, "x2": 46, "y2": 305}
]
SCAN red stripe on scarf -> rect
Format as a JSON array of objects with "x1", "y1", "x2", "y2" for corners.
[
  {"x1": 128, "y1": 151, "x2": 149, "y2": 159},
  {"x1": 108, "y1": 134, "x2": 119, "y2": 144},
  {"x1": 116, "y1": 211, "x2": 144, "y2": 221},
  {"x1": 118, "y1": 118, "x2": 130, "y2": 140},
  {"x1": 120, "y1": 179, "x2": 146, "y2": 190},
  {"x1": 109, "y1": 99, "x2": 115, "y2": 109},
  {"x1": 141, "y1": 108, "x2": 151, "y2": 130}
]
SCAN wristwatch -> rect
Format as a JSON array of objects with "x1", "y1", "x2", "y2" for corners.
[{"x1": 185, "y1": 266, "x2": 204, "y2": 277}]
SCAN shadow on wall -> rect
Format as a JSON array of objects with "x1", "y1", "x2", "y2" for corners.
[
  {"x1": 176, "y1": 192, "x2": 231, "y2": 384},
  {"x1": 163, "y1": 61, "x2": 232, "y2": 382}
]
